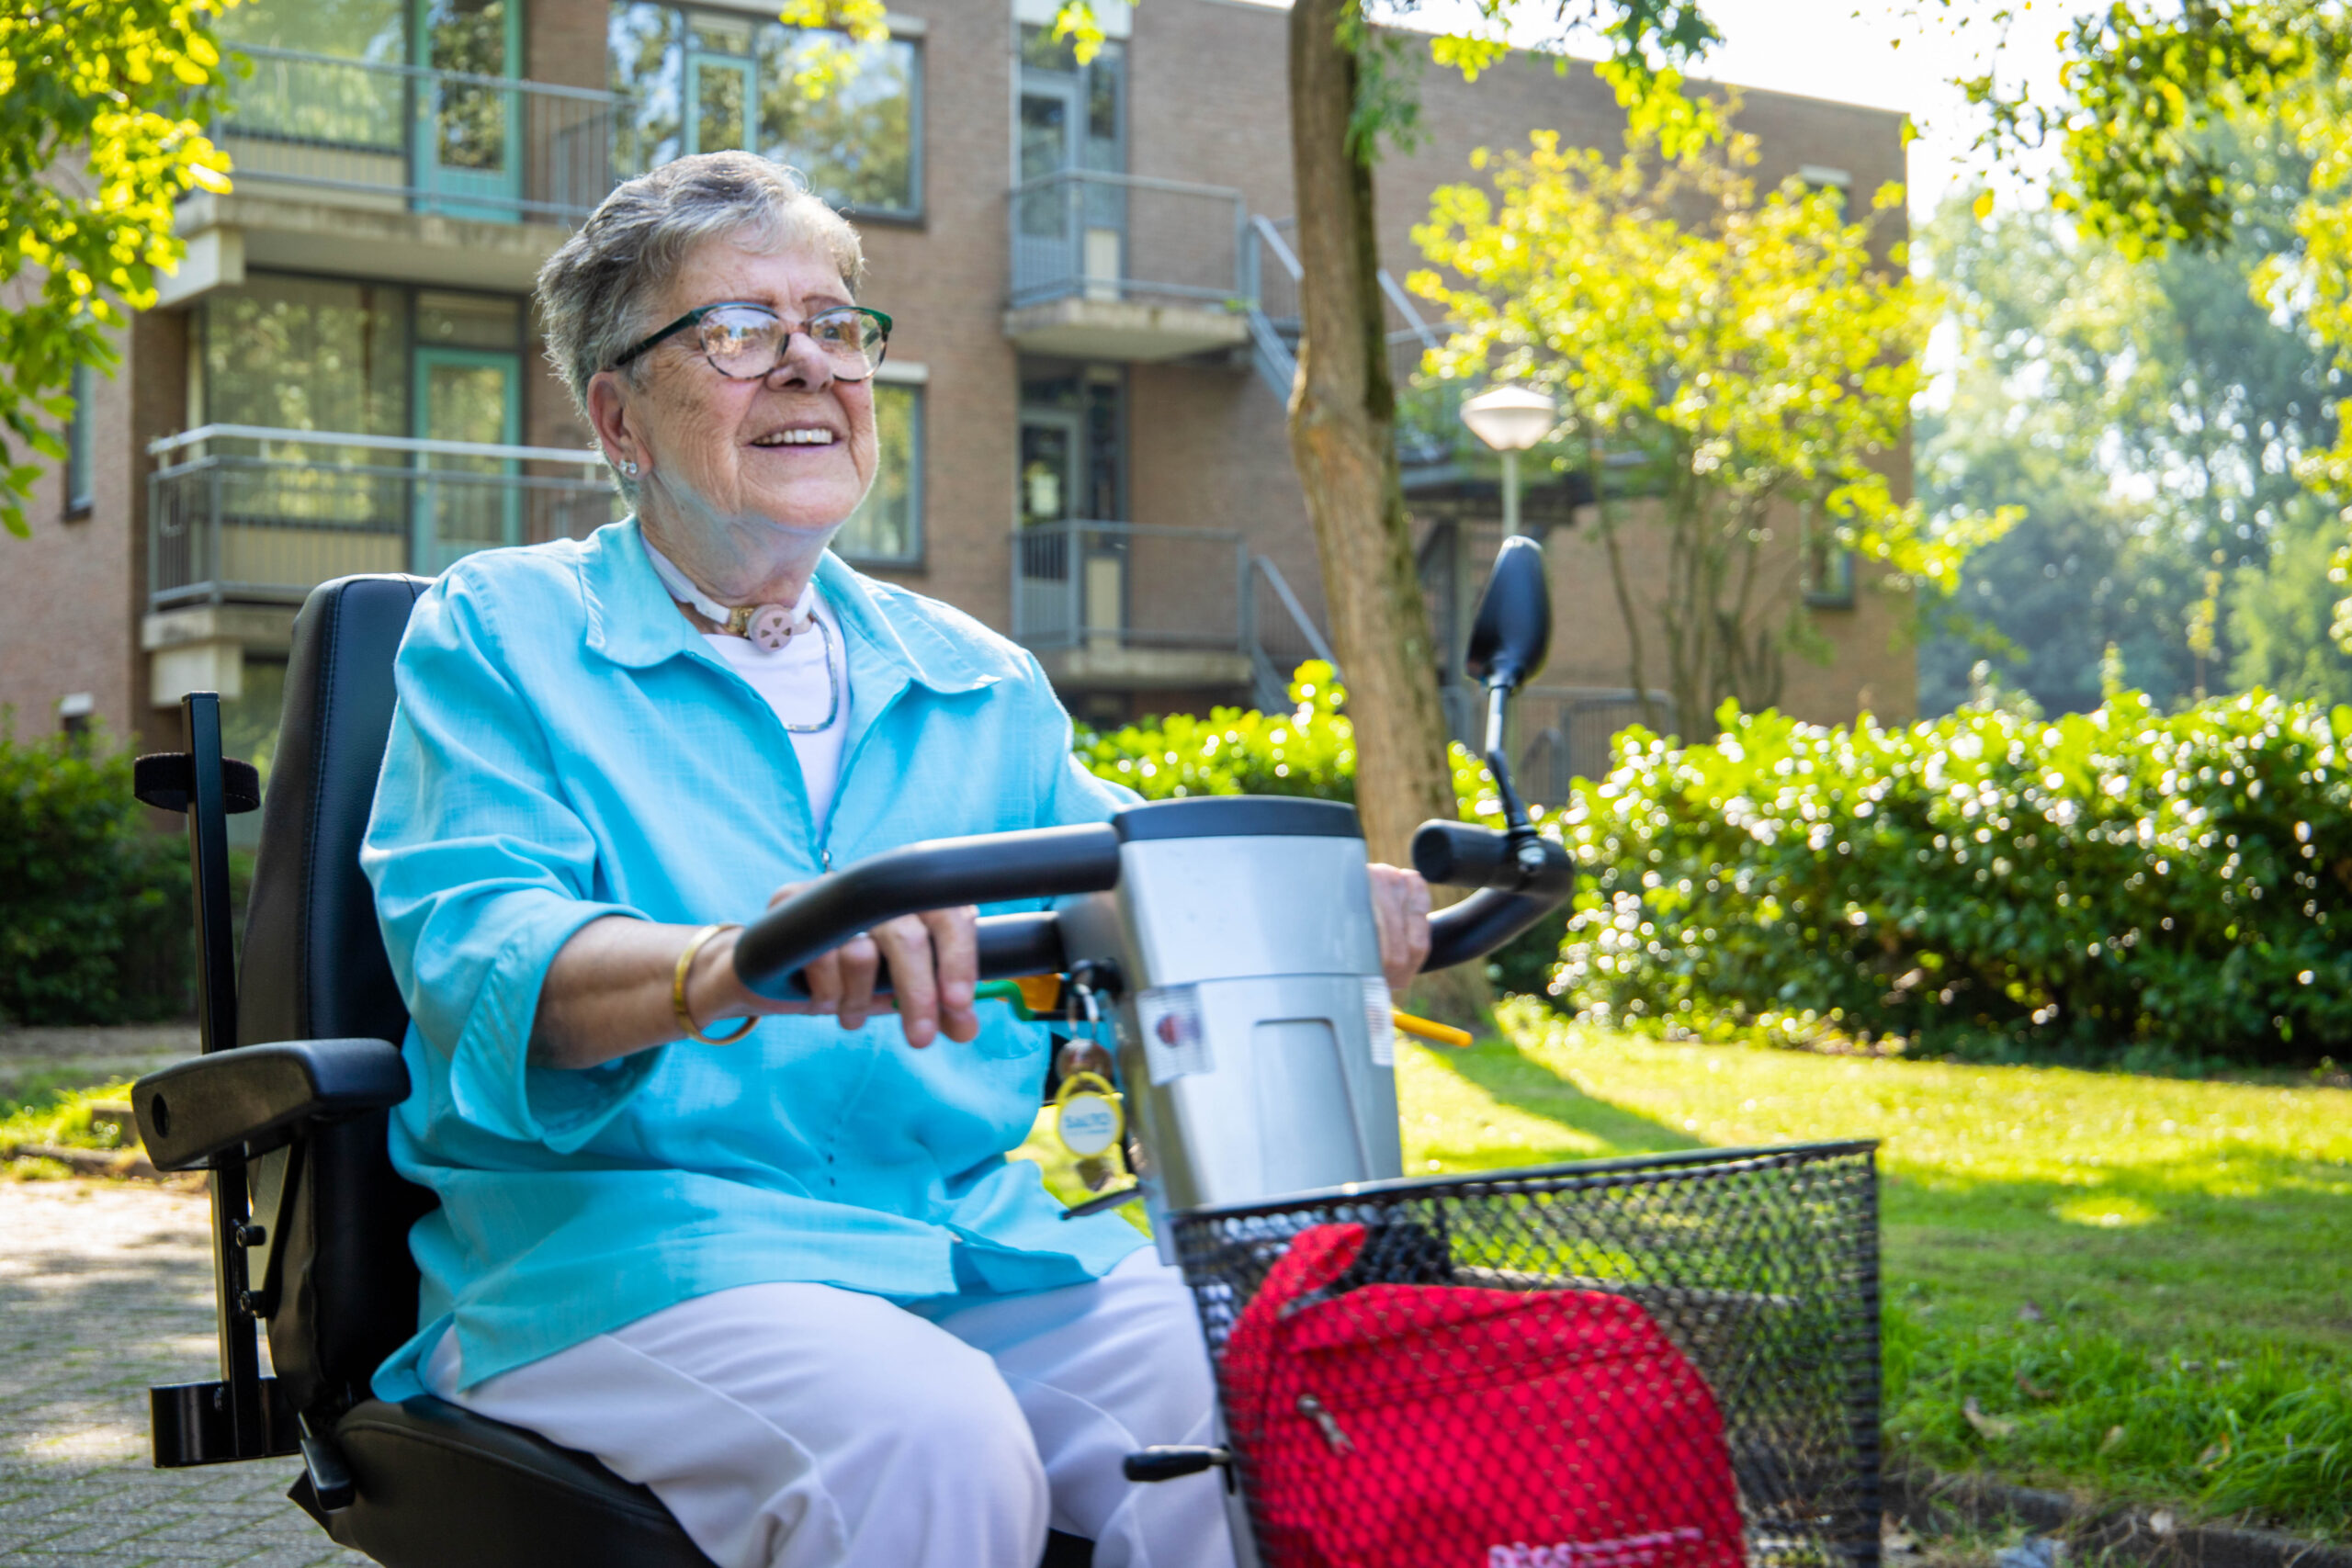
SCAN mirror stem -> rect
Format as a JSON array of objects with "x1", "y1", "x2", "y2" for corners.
[{"x1": 1481, "y1": 682, "x2": 1550, "y2": 884}]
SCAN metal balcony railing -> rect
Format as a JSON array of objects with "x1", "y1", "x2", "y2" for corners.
[
  {"x1": 1012, "y1": 520, "x2": 1249, "y2": 655},
  {"x1": 219, "y1": 45, "x2": 637, "y2": 225},
  {"x1": 149, "y1": 425, "x2": 620, "y2": 610},
  {"x1": 1444, "y1": 682, "x2": 1679, "y2": 807},
  {"x1": 1239, "y1": 213, "x2": 1453, "y2": 462},
  {"x1": 1246, "y1": 556, "x2": 1338, "y2": 711},
  {"x1": 1009, "y1": 172, "x2": 1249, "y2": 311}
]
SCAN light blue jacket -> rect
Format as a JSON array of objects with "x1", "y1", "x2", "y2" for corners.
[{"x1": 361, "y1": 518, "x2": 1143, "y2": 1399}]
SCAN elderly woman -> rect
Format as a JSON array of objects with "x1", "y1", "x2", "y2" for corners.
[{"x1": 361, "y1": 151, "x2": 1430, "y2": 1568}]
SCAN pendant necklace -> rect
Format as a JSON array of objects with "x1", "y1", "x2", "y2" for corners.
[{"x1": 643, "y1": 540, "x2": 842, "y2": 734}]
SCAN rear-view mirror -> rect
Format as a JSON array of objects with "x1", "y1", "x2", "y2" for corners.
[{"x1": 1464, "y1": 536, "x2": 1552, "y2": 694}]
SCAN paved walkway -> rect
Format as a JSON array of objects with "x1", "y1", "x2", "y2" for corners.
[{"x1": 0, "y1": 1179, "x2": 368, "y2": 1567}]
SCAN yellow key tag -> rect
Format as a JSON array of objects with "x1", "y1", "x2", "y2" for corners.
[{"x1": 1053, "y1": 1070, "x2": 1124, "y2": 1160}]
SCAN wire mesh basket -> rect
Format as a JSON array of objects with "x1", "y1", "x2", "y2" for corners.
[{"x1": 1170, "y1": 1141, "x2": 1882, "y2": 1568}]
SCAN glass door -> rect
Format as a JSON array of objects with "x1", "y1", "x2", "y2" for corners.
[
  {"x1": 1016, "y1": 80, "x2": 1081, "y2": 300},
  {"x1": 413, "y1": 0, "x2": 521, "y2": 220},
  {"x1": 1019, "y1": 411, "x2": 1080, "y2": 531},
  {"x1": 1016, "y1": 410, "x2": 1083, "y2": 644},
  {"x1": 413, "y1": 347, "x2": 521, "y2": 574},
  {"x1": 1017, "y1": 407, "x2": 1125, "y2": 649},
  {"x1": 1016, "y1": 34, "x2": 1125, "y2": 304}
]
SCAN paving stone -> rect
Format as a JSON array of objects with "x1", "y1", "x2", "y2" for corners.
[{"x1": 0, "y1": 1180, "x2": 369, "y2": 1567}]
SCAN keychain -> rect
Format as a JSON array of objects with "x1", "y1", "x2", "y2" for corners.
[{"x1": 1052, "y1": 976, "x2": 1128, "y2": 1192}]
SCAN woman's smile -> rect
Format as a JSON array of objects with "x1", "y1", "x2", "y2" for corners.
[{"x1": 749, "y1": 424, "x2": 842, "y2": 448}]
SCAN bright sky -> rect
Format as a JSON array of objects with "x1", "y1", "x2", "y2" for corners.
[{"x1": 1222, "y1": 0, "x2": 2106, "y2": 220}]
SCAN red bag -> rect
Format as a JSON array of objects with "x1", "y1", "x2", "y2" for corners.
[{"x1": 1219, "y1": 1223, "x2": 1748, "y2": 1568}]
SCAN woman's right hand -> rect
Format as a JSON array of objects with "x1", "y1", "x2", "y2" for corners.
[{"x1": 690, "y1": 886, "x2": 983, "y2": 1048}]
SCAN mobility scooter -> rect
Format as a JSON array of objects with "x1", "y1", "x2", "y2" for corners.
[{"x1": 129, "y1": 538, "x2": 1880, "y2": 1567}]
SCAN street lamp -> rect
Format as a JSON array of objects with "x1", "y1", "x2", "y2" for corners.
[{"x1": 1460, "y1": 383, "x2": 1557, "y2": 537}]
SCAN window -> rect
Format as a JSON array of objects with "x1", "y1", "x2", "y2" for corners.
[
  {"x1": 1020, "y1": 26, "x2": 1124, "y2": 166},
  {"x1": 217, "y1": 0, "x2": 406, "y2": 148},
  {"x1": 1801, "y1": 508, "x2": 1856, "y2": 608},
  {"x1": 203, "y1": 276, "x2": 413, "y2": 441},
  {"x1": 220, "y1": 656, "x2": 288, "y2": 848},
  {"x1": 1800, "y1": 165, "x2": 1852, "y2": 221},
  {"x1": 64, "y1": 361, "x2": 93, "y2": 514},
  {"x1": 1016, "y1": 26, "x2": 1124, "y2": 269},
  {"x1": 197, "y1": 275, "x2": 526, "y2": 551},
  {"x1": 1019, "y1": 363, "x2": 1124, "y2": 524},
  {"x1": 834, "y1": 380, "x2": 922, "y2": 563},
  {"x1": 215, "y1": 0, "x2": 404, "y2": 61},
  {"x1": 417, "y1": 289, "x2": 526, "y2": 350},
  {"x1": 611, "y1": 5, "x2": 922, "y2": 217}
]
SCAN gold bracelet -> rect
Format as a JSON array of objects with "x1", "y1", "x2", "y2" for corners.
[{"x1": 673, "y1": 923, "x2": 757, "y2": 1045}]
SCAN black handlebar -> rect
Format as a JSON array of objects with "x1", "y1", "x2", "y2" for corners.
[
  {"x1": 732, "y1": 812, "x2": 1579, "y2": 1001},
  {"x1": 1409, "y1": 820, "x2": 1573, "y2": 897},
  {"x1": 733, "y1": 824, "x2": 1121, "y2": 999},
  {"x1": 1422, "y1": 888, "x2": 1562, "y2": 971},
  {"x1": 1411, "y1": 819, "x2": 1577, "y2": 973}
]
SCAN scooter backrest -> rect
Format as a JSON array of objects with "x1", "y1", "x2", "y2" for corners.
[{"x1": 238, "y1": 573, "x2": 438, "y2": 1417}]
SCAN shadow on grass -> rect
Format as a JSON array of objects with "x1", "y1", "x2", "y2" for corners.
[
  {"x1": 1418, "y1": 1033, "x2": 2352, "y2": 1354},
  {"x1": 1405, "y1": 1037, "x2": 1706, "y2": 1173}
]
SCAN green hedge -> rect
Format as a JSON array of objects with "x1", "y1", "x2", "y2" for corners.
[
  {"x1": 0, "y1": 719, "x2": 196, "y2": 1027},
  {"x1": 1075, "y1": 663, "x2": 1359, "y2": 803},
  {"x1": 1076, "y1": 664, "x2": 1578, "y2": 992},
  {"x1": 1554, "y1": 692, "x2": 2352, "y2": 1066}
]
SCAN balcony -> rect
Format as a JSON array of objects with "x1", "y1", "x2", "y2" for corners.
[
  {"x1": 165, "y1": 48, "x2": 636, "y2": 300},
  {"x1": 1004, "y1": 173, "x2": 1253, "y2": 361},
  {"x1": 148, "y1": 425, "x2": 620, "y2": 612},
  {"x1": 1011, "y1": 521, "x2": 1334, "y2": 701},
  {"x1": 221, "y1": 46, "x2": 634, "y2": 224}
]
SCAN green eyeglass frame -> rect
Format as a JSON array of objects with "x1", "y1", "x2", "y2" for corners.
[{"x1": 610, "y1": 301, "x2": 894, "y2": 380}]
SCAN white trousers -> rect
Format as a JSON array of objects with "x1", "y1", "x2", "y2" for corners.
[{"x1": 424, "y1": 1251, "x2": 1238, "y2": 1568}]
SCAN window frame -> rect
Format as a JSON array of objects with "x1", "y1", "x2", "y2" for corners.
[
  {"x1": 611, "y1": 4, "x2": 926, "y2": 222},
  {"x1": 64, "y1": 360, "x2": 94, "y2": 516},
  {"x1": 1800, "y1": 504, "x2": 1857, "y2": 610}
]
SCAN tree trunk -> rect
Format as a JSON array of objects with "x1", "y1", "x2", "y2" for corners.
[{"x1": 1286, "y1": 0, "x2": 1488, "y2": 1022}]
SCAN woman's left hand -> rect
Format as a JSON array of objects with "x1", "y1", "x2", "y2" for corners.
[{"x1": 1366, "y1": 863, "x2": 1432, "y2": 996}]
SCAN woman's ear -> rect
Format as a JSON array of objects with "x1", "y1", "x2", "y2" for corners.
[{"x1": 587, "y1": 369, "x2": 644, "y2": 475}]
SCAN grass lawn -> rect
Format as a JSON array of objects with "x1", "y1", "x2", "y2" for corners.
[
  {"x1": 1396, "y1": 1001, "x2": 2352, "y2": 1539},
  {"x1": 1, "y1": 1076, "x2": 140, "y2": 1178}
]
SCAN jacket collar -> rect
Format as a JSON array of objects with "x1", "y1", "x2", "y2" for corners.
[{"x1": 578, "y1": 518, "x2": 996, "y2": 696}]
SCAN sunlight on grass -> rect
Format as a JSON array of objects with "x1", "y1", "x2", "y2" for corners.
[
  {"x1": 0, "y1": 1079, "x2": 136, "y2": 1152},
  {"x1": 1468, "y1": 1000, "x2": 2352, "y2": 1353},
  {"x1": 1496, "y1": 1001, "x2": 2352, "y2": 1202},
  {"x1": 1391, "y1": 1000, "x2": 2352, "y2": 1535},
  {"x1": 1396, "y1": 1044, "x2": 1620, "y2": 1173},
  {"x1": 2051, "y1": 1193, "x2": 2162, "y2": 1228}
]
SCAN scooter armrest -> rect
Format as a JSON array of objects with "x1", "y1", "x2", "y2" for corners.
[{"x1": 133, "y1": 1040, "x2": 410, "y2": 1171}]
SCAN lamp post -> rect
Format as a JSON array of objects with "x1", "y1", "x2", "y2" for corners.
[{"x1": 1460, "y1": 384, "x2": 1557, "y2": 537}]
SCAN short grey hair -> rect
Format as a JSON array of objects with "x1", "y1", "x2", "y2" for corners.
[{"x1": 537, "y1": 151, "x2": 865, "y2": 436}]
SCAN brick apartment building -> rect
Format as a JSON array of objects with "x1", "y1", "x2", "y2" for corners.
[{"x1": 0, "y1": 0, "x2": 1913, "y2": 825}]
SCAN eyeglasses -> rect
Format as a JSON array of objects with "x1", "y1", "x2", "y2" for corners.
[{"x1": 611, "y1": 301, "x2": 893, "y2": 381}]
